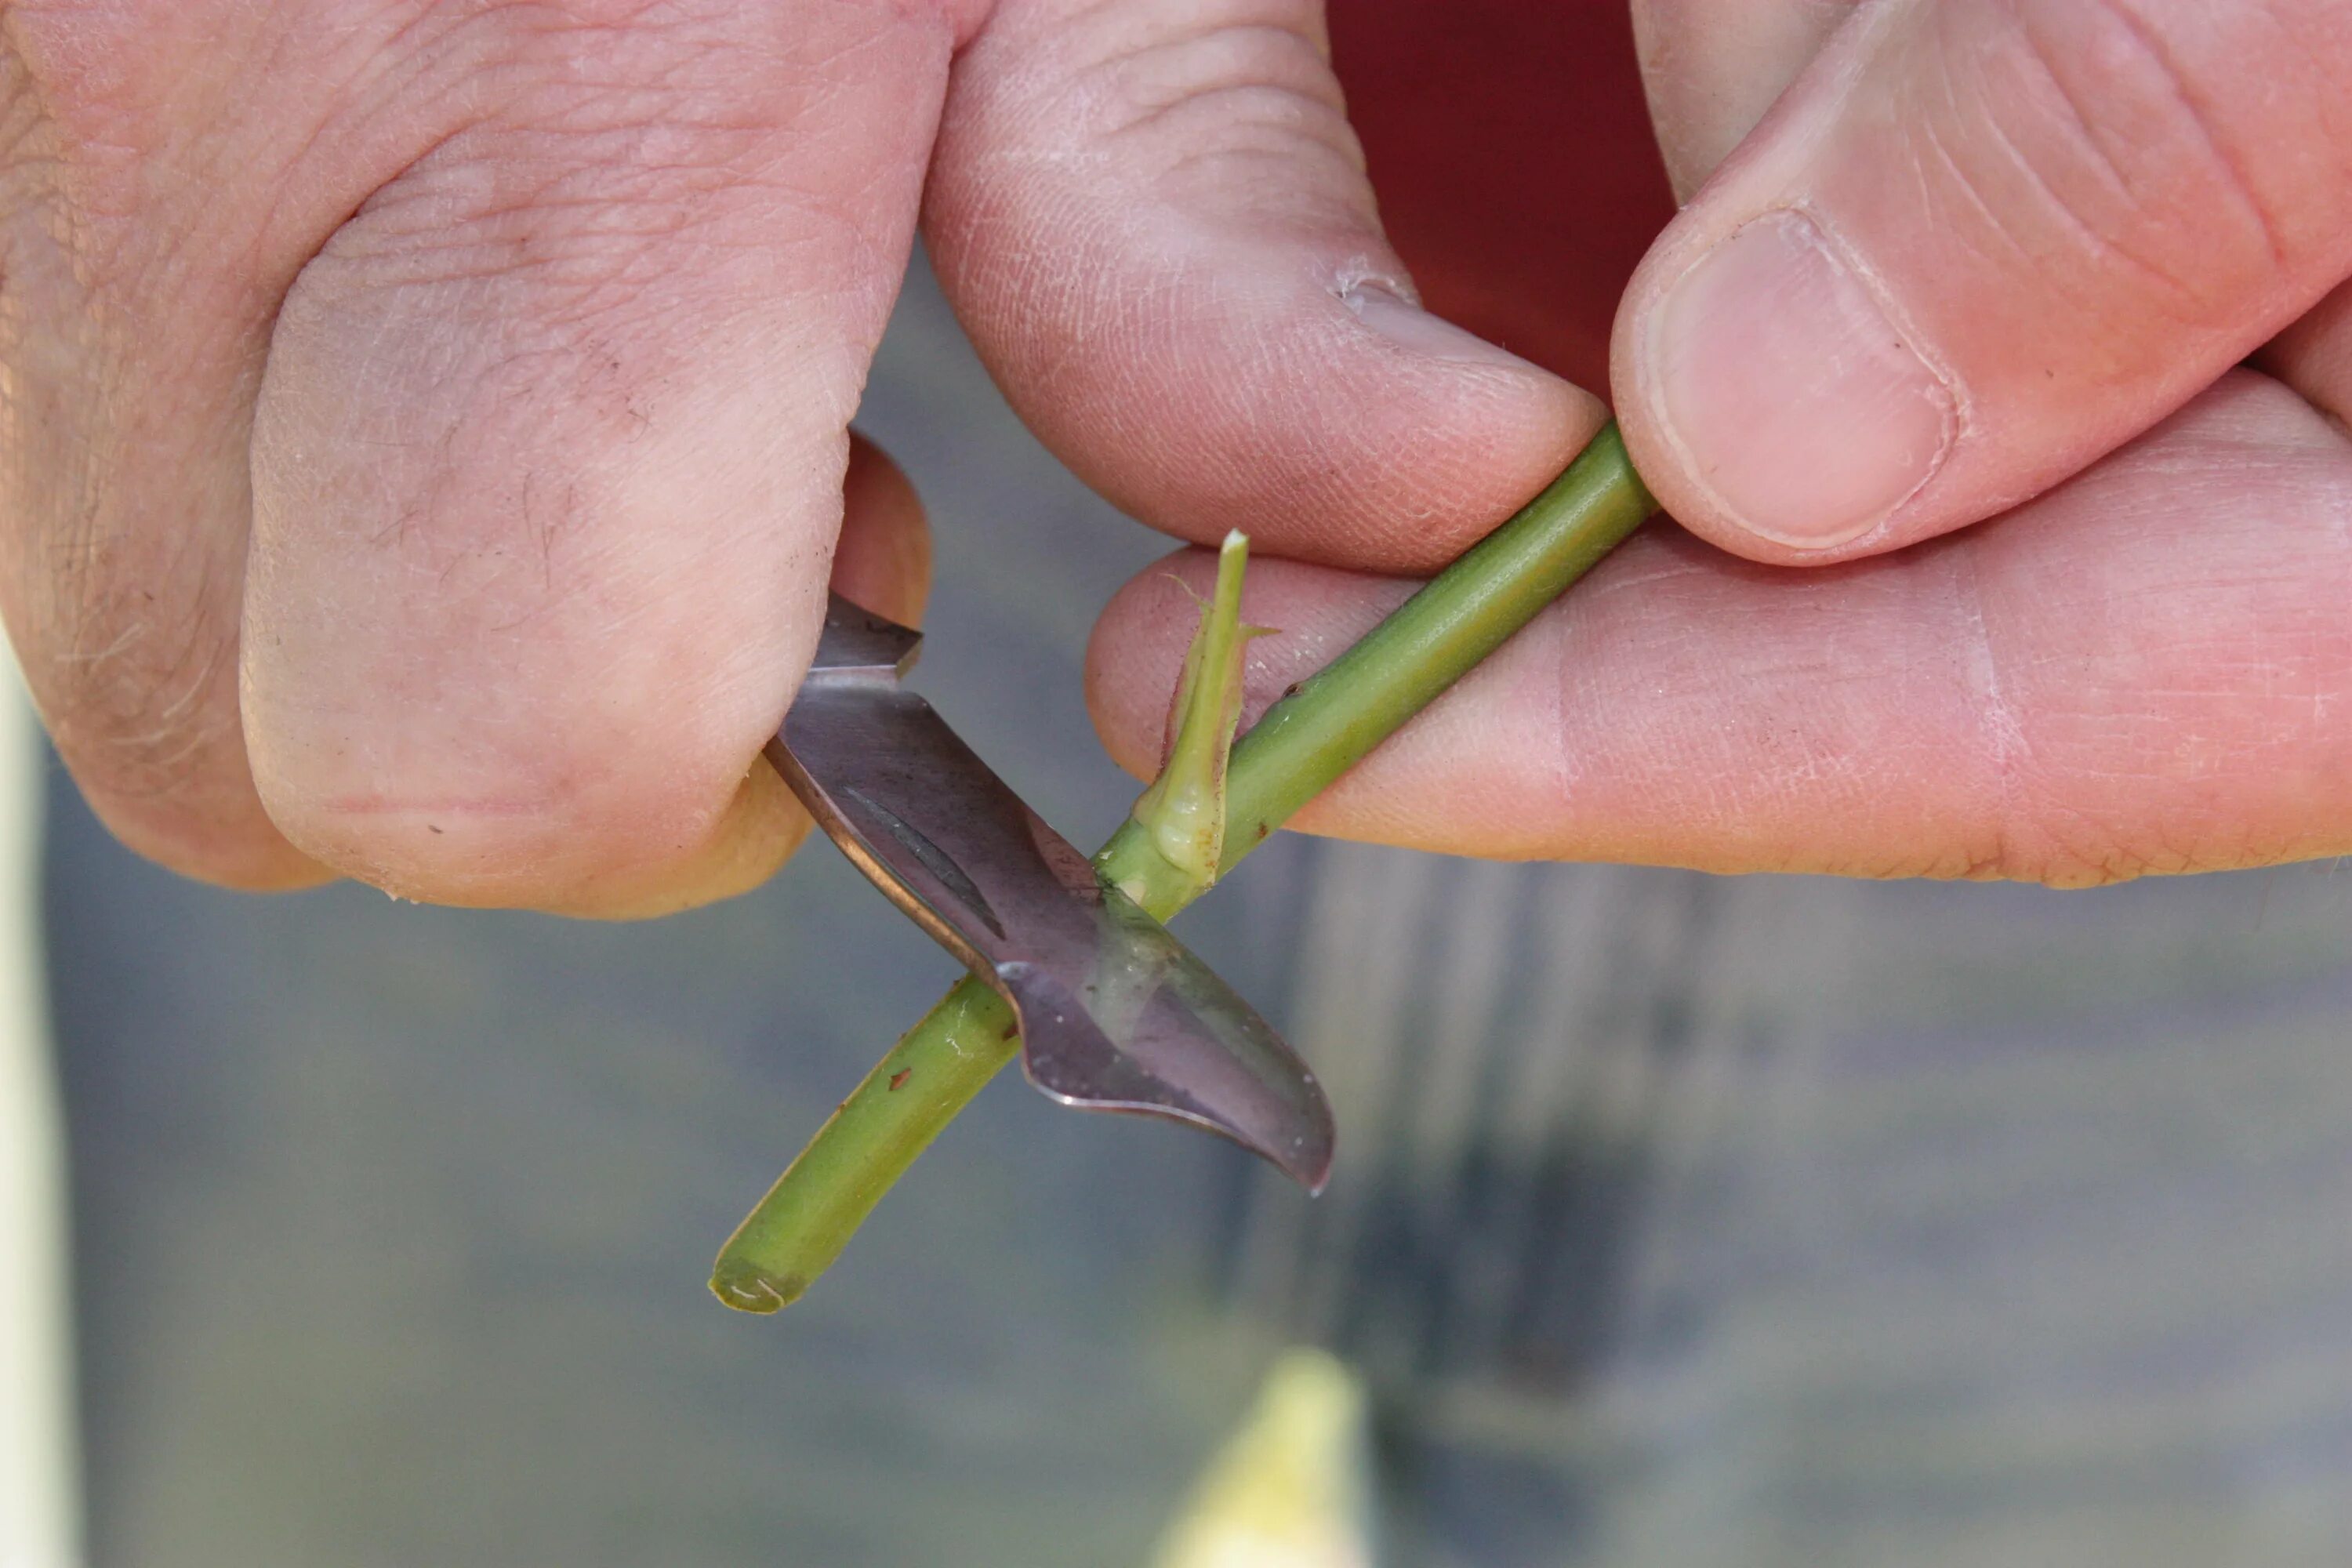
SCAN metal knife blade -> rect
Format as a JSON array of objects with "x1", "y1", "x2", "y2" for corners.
[{"x1": 768, "y1": 594, "x2": 1335, "y2": 1191}]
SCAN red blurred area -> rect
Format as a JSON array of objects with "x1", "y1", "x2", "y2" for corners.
[{"x1": 1331, "y1": 1, "x2": 1675, "y2": 396}]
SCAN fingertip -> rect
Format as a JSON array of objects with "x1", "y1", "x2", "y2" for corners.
[
  {"x1": 965, "y1": 247, "x2": 1605, "y2": 575},
  {"x1": 1084, "y1": 555, "x2": 1209, "y2": 785},
  {"x1": 1613, "y1": 210, "x2": 1959, "y2": 566},
  {"x1": 834, "y1": 432, "x2": 931, "y2": 628},
  {"x1": 1617, "y1": 0, "x2": 2352, "y2": 567},
  {"x1": 1324, "y1": 284, "x2": 1613, "y2": 568},
  {"x1": 544, "y1": 759, "x2": 809, "y2": 920},
  {"x1": 928, "y1": 0, "x2": 1606, "y2": 576},
  {"x1": 1085, "y1": 547, "x2": 1414, "y2": 789}
]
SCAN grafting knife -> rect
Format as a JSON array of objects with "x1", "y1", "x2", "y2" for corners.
[{"x1": 767, "y1": 593, "x2": 1335, "y2": 1192}]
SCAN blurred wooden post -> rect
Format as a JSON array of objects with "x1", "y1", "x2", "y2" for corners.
[{"x1": 0, "y1": 666, "x2": 79, "y2": 1568}]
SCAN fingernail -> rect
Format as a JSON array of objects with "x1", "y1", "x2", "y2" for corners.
[
  {"x1": 1646, "y1": 210, "x2": 1955, "y2": 550},
  {"x1": 1343, "y1": 284, "x2": 1548, "y2": 374}
]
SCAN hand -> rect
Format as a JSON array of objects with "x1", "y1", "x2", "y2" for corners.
[
  {"x1": 0, "y1": 0, "x2": 1597, "y2": 915},
  {"x1": 1090, "y1": 0, "x2": 2352, "y2": 884}
]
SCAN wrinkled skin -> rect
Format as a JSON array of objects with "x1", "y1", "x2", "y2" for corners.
[{"x1": 2, "y1": 1, "x2": 2348, "y2": 913}]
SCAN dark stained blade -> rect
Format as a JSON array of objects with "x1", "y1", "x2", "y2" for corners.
[{"x1": 769, "y1": 594, "x2": 1334, "y2": 1190}]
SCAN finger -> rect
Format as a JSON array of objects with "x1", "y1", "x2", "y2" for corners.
[
  {"x1": 1630, "y1": 0, "x2": 1858, "y2": 200},
  {"x1": 568, "y1": 434, "x2": 933, "y2": 923},
  {"x1": 0, "y1": 24, "x2": 331, "y2": 890},
  {"x1": 924, "y1": 0, "x2": 1606, "y2": 576},
  {"x1": 2256, "y1": 276, "x2": 2352, "y2": 435},
  {"x1": 1090, "y1": 372, "x2": 2352, "y2": 884},
  {"x1": 830, "y1": 433, "x2": 933, "y2": 632},
  {"x1": 244, "y1": 4, "x2": 960, "y2": 916},
  {"x1": 1613, "y1": 0, "x2": 2352, "y2": 561}
]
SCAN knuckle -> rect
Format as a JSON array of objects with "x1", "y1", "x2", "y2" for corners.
[
  {"x1": 292, "y1": 1, "x2": 918, "y2": 321},
  {"x1": 31, "y1": 570, "x2": 237, "y2": 814},
  {"x1": 34, "y1": 622, "x2": 313, "y2": 890},
  {"x1": 1, "y1": 4, "x2": 148, "y2": 155},
  {"x1": 1935, "y1": 0, "x2": 2352, "y2": 321},
  {"x1": 1053, "y1": 0, "x2": 1371, "y2": 225}
]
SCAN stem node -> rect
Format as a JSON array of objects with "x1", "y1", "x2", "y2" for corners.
[{"x1": 710, "y1": 424, "x2": 1654, "y2": 1312}]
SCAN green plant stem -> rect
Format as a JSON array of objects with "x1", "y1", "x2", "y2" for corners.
[
  {"x1": 710, "y1": 423, "x2": 1657, "y2": 1313},
  {"x1": 709, "y1": 975, "x2": 1014, "y2": 1312},
  {"x1": 1120, "y1": 529, "x2": 1259, "y2": 902}
]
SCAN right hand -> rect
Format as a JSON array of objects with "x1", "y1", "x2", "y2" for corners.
[{"x1": 0, "y1": 0, "x2": 1599, "y2": 916}]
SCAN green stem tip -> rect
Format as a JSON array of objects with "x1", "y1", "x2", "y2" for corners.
[
  {"x1": 710, "y1": 423, "x2": 1657, "y2": 1313},
  {"x1": 1112, "y1": 528, "x2": 1260, "y2": 907}
]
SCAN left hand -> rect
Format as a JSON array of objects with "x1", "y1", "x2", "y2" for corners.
[{"x1": 1086, "y1": 0, "x2": 2352, "y2": 884}]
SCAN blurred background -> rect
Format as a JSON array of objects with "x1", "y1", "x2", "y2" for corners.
[{"x1": 4, "y1": 249, "x2": 2351, "y2": 1568}]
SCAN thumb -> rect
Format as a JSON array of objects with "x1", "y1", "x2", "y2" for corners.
[
  {"x1": 1613, "y1": 0, "x2": 2352, "y2": 561},
  {"x1": 241, "y1": 3, "x2": 956, "y2": 915},
  {"x1": 924, "y1": 0, "x2": 1606, "y2": 575}
]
